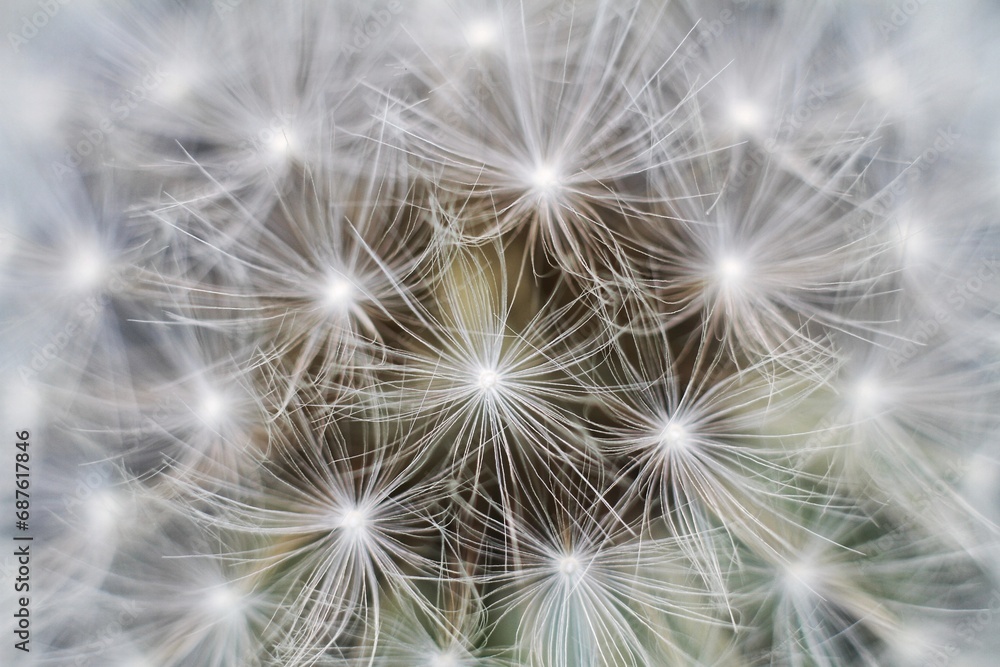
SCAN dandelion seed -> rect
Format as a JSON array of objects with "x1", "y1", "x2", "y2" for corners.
[
  {"x1": 735, "y1": 505, "x2": 993, "y2": 667},
  {"x1": 593, "y1": 330, "x2": 826, "y2": 601},
  {"x1": 177, "y1": 408, "x2": 446, "y2": 664},
  {"x1": 156, "y1": 162, "x2": 426, "y2": 410},
  {"x1": 639, "y1": 148, "x2": 884, "y2": 368},
  {"x1": 105, "y1": 525, "x2": 276, "y2": 667},
  {"x1": 485, "y1": 478, "x2": 719, "y2": 667},
  {"x1": 396, "y1": 3, "x2": 685, "y2": 279}
]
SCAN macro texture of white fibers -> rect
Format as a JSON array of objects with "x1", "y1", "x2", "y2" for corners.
[{"x1": 2, "y1": 0, "x2": 1000, "y2": 665}]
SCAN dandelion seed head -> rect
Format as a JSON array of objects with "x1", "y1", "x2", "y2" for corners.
[{"x1": 16, "y1": 5, "x2": 999, "y2": 665}]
